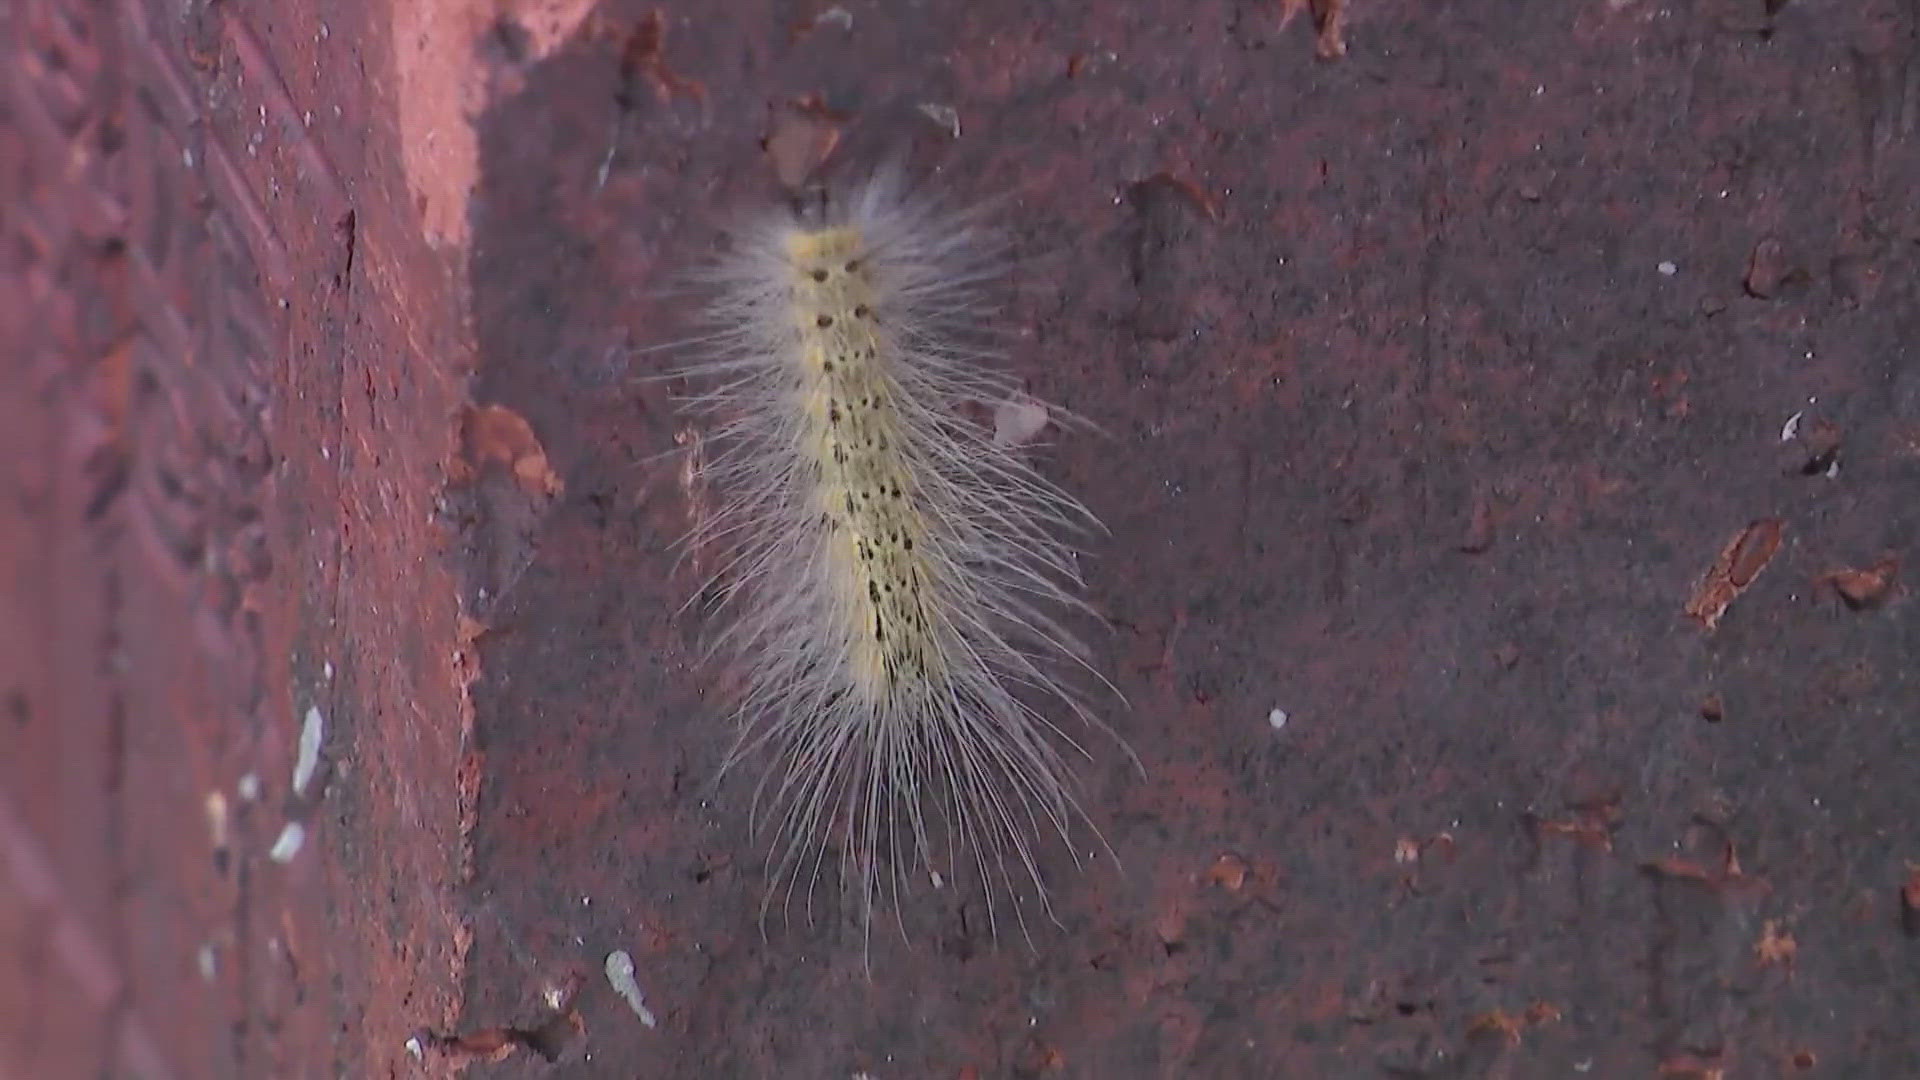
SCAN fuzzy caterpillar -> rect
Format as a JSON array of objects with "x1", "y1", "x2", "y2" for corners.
[{"x1": 674, "y1": 169, "x2": 1122, "y2": 946}]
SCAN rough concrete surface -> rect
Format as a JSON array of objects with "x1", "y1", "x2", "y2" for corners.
[{"x1": 4, "y1": 0, "x2": 1918, "y2": 1077}]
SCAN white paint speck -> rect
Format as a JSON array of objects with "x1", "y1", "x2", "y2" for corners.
[
  {"x1": 543, "y1": 984, "x2": 567, "y2": 1012},
  {"x1": 237, "y1": 772, "x2": 261, "y2": 801},
  {"x1": 323, "y1": 660, "x2": 334, "y2": 681},
  {"x1": 404, "y1": 1036, "x2": 423, "y2": 1060},
  {"x1": 1780, "y1": 410, "x2": 1803, "y2": 443},
  {"x1": 816, "y1": 5, "x2": 853, "y2": 29},
  {"x1": 293, "y1": 705, "x2": 325, "y2": 796},
  {"x1": 1267, "y1": 707, "x2": 1289, "y2": 732},
  {"x1": 197, "y1": 942, "x2": 218, "y2": 981},
  {"x1": 1657, "y1": 260, "x2": 1677, "y2": 276},
  {"x1": 605, "y1": 950, "x2": 657, "y2": 1028},
  {"x1": 269, "y1": 821, "x2": 306, "y2": 863}
]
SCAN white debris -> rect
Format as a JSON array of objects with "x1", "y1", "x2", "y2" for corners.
[
  {"x1": 993, "y1": 395, "x2": 1051, "y2": 447},
  {"x1": 293, "y1": 705, "x2": 324, "y2": 796},
  {"x1": 918, "y1": 103, "x2": 962, "y2": 139},
  {"x1": 237, "y1": 772, "x2": 261, "y2": 801},
  {"x1": 204, "y1": 791, "x2": 229, "y2": 850},
  {"x1": 268, "y1": 821, "x2": 305, "y2": 863},
  {"x1": 404, "y1": 1036, "x2": 424, "y2": 1060},
  {"x1": 605, "y1": 950, "x2": 657, "y2": 1028},
  {"x1": 1657, "y1": 260, "x2": 1677, "y2": 276},
  {"x1": 816, "y1": 5, "x2": 852, "y2": 30},
  {"x1": 197, "y1": 942, "x2": 218, "y2": 981},
  {"x1": 1780, "y1": 410, "x2": 1803, "y2": 443},
  {"x1": 1267, "y1": 707, "x2": 1289, "y2": 732}
]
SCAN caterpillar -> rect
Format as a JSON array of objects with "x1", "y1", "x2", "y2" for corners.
[{"x1": 673, "y1": 166, "x2": 1124, "y2": 949}]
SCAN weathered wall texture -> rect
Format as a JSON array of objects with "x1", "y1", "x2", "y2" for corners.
[
  {"x1": 5, "y1": 0, "x2": 1918, "y2": 1077},
  {"x1": 4, "y1": 0, "x2": 482, "y2": 1072}
]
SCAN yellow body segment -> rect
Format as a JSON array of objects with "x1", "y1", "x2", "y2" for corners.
[{"x1": 785, "y1": 228, "x2": 939, "y2": 705}]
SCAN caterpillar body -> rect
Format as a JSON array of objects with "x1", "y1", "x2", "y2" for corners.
[{"x1": 676, "y1": 168, "x2": 1121, "y2": 946}]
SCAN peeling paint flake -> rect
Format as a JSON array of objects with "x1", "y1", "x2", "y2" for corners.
[{"x1": 1684, "y1": 518, "x2": 1783, "y2": 632}]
